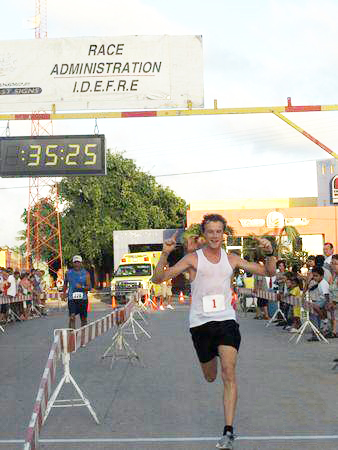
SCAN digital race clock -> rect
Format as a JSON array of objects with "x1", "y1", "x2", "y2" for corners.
[{"x1": 0, "y1": 134, "x2": 106, "y2": 177}]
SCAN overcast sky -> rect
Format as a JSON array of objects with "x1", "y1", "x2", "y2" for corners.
[{"x1": 1, "y1": 0, "x2": 338, "y2": 247}]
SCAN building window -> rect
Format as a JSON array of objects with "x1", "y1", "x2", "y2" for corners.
[
  {"x1": 322, "y1": 164, "x2": 326, "y2": 175},
  {"x1": 330, "y1": 164, "x2": 334, "y2": 174}
]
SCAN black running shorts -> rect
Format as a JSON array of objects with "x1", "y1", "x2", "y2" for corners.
[
  {"x1": 190, "y1": 319, "x2": 241, "y2": 363},
  {"x1": 68, "y1": 299, "x2": 88, "y2": 319}
]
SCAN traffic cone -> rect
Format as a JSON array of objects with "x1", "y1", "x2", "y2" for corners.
[
  {"x1": 87, "y1": 297, "x2": 91, "y2": 312},
  {"x1": 152, "y1": 296, "x2": 158, "y2": 310},
  {"x1": 159, "y1": 296, "x2": 165, "y2": 311},
  {"x1": 179, "y1": 291, "x2": 185, "y2": 304},
  {"x1": 112, "y1": 295, "x2": 117, "y2": 309},
  {"x1": 231, "y1": 291, "x2": 238, "y2": 310},
  {"x1": 189, "y1": 294, "x2": 192, "y2": 304}
]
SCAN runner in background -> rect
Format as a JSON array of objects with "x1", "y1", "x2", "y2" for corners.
[{"x1": 62, "y1": 255, "x2": 91, "y2": 329}]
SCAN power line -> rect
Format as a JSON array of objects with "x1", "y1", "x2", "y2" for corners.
[
  {"x1": 0, "y1": 158, "x2": 324, "y2": 188},
  {"x1": 153, "y1": 158, "x2": 320, "y2": 177}
]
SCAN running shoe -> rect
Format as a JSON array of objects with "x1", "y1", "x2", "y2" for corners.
[
  {"x1": 216, "y1": 432, "x2": 234, "y2": 449},
  {"x1": 289, "y1": 327, "x2": 299, "y2": 333},
  {"x1": 166, "y1": 304, "x2": 174, "y2": 310}
]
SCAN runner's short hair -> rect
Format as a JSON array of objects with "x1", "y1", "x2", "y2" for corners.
[
  {"x1": 201, "y1": 214, "x2": 227, "y2": 233},
  {"x1": 332, "y1": 254, "x2": 338, "y2": 261}
]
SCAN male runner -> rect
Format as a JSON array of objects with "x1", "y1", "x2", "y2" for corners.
[
  {"x1": 152, "y1": 214, "x2": 276, "y2": 449},
  {"x1": 62, "y1": 255, "x2": 91, "y2": 329}
]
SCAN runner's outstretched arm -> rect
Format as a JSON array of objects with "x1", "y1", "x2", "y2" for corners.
[
  {"x1": 152, "y1": 231, "x2": 193, "y2": 283},
  {"x1": 229, "y1": 238, "x2": 276, "y2": 276}
]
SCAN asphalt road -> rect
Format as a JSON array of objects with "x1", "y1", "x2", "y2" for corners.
[{"x1": 0, "y1": 299, "x2": 337, "y2": 450}]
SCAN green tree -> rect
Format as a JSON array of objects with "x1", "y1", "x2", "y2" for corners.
[{"x1": 59, "y1": 150, "x2": 187, "y2": 271}]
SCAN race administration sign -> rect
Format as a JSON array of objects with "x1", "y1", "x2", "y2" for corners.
[{"x1": 0, "y1": 35, "x2": 204, "y2": 112}]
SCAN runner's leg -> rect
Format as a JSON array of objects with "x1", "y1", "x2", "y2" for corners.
[
  {"x1": 218, "y1": 345, "x2": 238, "y2": 427},
  {"x1": 69, "y1": 313, "x2": 76, "y2": 329},
  {"x1": 200, "y1": 356, "x2": 218, "y2": 382}
]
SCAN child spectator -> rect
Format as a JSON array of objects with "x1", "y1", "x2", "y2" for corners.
[
  {"x1": 315, "y1": 255, "x2": 332, "y2": 284},
  {"x1": 285, "y1": 272, "x2": 302, "y2": 333}
]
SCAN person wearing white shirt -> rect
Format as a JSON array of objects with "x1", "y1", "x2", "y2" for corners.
[
  {"x1": 308, "y1": 267, "x2": 330, "y2": 341},
  {"x1": 324, "y1": 242, "x2": 334, "y2": 272},
  {"x1": 7, "y1": 271, "x2": 17, "y2": 297}
]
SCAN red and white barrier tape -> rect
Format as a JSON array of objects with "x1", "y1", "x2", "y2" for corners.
[
  {"x1": 24, "y1": 333, "x2": 61, "y2": 450},
  {"x1": 23, "y1": 300, "x2": 133, "y2": 450},
  {"x1": 47, "y1": 292, "x2": 61, "y2": 300},
  {"x1": 238, "y1": 288, "x2": 314, "y2": 312},
  {"x1": 0, "y1": 293, "x2": 32, "y2": 305}
]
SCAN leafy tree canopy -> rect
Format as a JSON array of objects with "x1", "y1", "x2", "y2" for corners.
[{"x1": 59, "y1": 150, "x2": 187, "y2": 269}]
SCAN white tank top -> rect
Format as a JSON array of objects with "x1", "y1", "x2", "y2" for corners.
[{"x1": 189, "y1": 248, "x2": 235, "y2": 328}]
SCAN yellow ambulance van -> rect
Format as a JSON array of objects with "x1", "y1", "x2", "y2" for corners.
[{"x1": 111, "y1": 252, "x2": 161, "y2": 303}]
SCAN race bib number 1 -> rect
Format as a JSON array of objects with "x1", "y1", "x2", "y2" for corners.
[
  {"x1": 72, "y1": 292, "x2": 83, "y2": 300},
  {"x1": 202, "y1": 294, "x2": 229, "y2": 313}
]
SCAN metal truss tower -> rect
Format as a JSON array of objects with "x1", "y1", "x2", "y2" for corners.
[{"x1": 26, "y1": 1, "x2": 63, "y2": 279}]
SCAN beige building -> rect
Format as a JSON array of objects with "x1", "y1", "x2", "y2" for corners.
[{"x1": 187, "y1": 197, "x2": 337, "y2": 255}]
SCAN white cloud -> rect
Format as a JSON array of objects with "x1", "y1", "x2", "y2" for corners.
[{"x1": 48, "y1": 0, "x2": 190, "y2": 37}]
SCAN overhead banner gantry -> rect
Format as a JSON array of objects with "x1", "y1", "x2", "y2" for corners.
[{"x1": 0, "y1": 98, "x2": 337, "y2": 159}]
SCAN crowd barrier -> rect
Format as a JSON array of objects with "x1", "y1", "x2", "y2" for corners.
[
  {"x1": 238, "y1": 287, "x2": 329, "y2": 344},
  {"x1": 238, "y1": 288, "x2": 315, "y2": 312},
  {"x1": 0, "y1": 293, "x2": 32, "y2": 305},
  {"x1": 24, "y1": 300, "x2": 133, "y2": 450}
]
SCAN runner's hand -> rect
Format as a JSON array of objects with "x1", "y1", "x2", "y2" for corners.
[
  {"x1": 257, "y1": 238, "x2": 273, "y2": 254},
  {"x1": 163, "y1": 230, "x2": 179, "y2": 255}
]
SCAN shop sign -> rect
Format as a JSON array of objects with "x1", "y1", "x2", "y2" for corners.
[
  {"x1": 266, "y1": 211, "x2": 284, "y2": 228},
  {"x1": 285, "y1": 217, "x2": 309, "y2": 226},
  {"x1": 332, "y1": 175, "x2": 338, "y2": 204},
  {"x1": 239, "y1": 219, "x2": 265, "y2": 227},
  {"x1": 239, "y1": 212, "x2": 310, "y2": 228}
]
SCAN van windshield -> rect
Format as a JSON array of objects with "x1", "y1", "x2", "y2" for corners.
[{"x1": 115, "y1": 264, "x2": 152, "y2": 277}]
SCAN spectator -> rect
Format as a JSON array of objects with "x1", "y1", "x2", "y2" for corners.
[
  {"x1": 6, "y1": 268, "x2": 17, "y2": 322},
  {"x1": 37, "y1": 270, "x2": 48, "y2": 316},
  {"x1": 254, "y1": 259, "x2": 269, "y2": 320},
  {"x1": 324, "y1": 242, "x2": 334, "y2": 272},
  {"x1": 307, "y1": 267, "x2": 330, "y2": 342},
  {"x1": 12, "y1": 270, "x2": 22, "y2": 319},
  {"x1": 303, "y1": 256, "x2": 316, "y2": 292},
  {"x1": 160, "y1": 267, "x2": 173, "y2": 310},
  {"x1": 0, "y1": 268, "x2": 8, "y2": 323},
  {"x1": 19, "y1": 272, "x2": 34, "y2": 320},
  {"x1": 284, "y1": 272, "x2": 302, "y2": 333},
  {"x1": 276, "y1": 260, "x2": 287, "y2": 293},
  {"x1": 315, "y1": 255, "x2": 332, "y2": 284},
  {"x1": 326, "y1": 254, "x2": 338, "y2": 338}
]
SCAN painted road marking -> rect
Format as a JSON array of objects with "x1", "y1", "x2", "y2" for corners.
[{"x1": 3, "y1": 435, "x2": 338, "y2": 445}]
